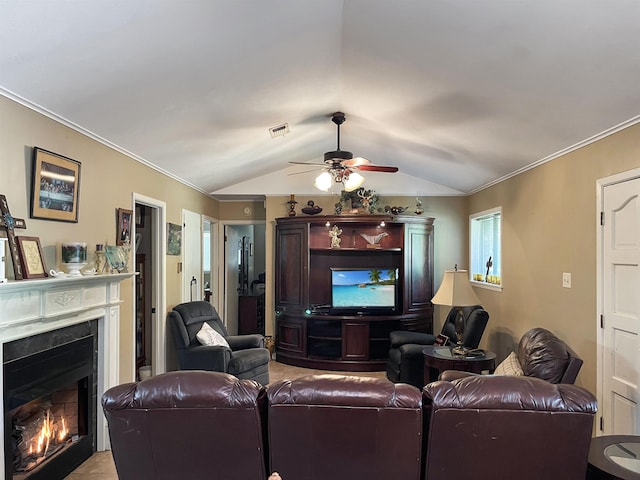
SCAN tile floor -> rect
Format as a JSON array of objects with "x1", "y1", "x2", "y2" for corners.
[{"x1": 64, "y1": 360, "x2": 386, "y2": 479}]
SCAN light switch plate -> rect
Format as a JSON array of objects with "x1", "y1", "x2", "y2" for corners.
[{"x1": 562, "y1": 272, "x2": 571, "y2": 288}]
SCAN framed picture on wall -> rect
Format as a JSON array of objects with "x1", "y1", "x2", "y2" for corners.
[
  {"x1": 116, "y1": 208, "x2": 133, "y2": 246},
  {"x1": 30, "y1": 147, "x2": 81, "y2": 223},
  {"x1": 167, "y1": 222, "x2": 182, "y2": 255}
]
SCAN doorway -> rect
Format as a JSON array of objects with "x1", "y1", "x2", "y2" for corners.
[
  {"x1": 597, "y1": 168, "x2": 640, "y2": 435},
  {"x1": 132, "y1": 194, "x2": 167, "y2": 380},
  {"x1": 220, "y1": 222, "x2": 266, "y2": 335}
]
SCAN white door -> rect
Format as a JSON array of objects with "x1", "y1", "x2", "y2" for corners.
[
  {"x1": 602, "y1": 177, "x2": 640, "y2": 435},
  {"x1": 182, "y1": 209, "x2": 202, "y2": 302}
]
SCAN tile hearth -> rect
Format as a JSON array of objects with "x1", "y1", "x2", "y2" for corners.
[{"x1": 65, "y1": 361, "x2": 386, "y2": 479}]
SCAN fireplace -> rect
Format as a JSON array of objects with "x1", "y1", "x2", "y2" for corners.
[
  {"x1": 4, "y1": 322, "x2": 97, "y2": 480},
  {"x1": 0, "y1": 273, "x2": 133, "y2": 476}
]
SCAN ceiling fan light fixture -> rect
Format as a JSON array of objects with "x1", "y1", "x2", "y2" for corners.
[
  {"x1": 314, "y1": 171, "x2": 333, "y2": 191},
  {"x1": 343, "y1": 171, "x2": 365, "y2": 191}
]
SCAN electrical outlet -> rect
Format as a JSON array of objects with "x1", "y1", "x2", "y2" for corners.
[{"x1": 562, "y1": 272, "x2": 571, "y2": 288}]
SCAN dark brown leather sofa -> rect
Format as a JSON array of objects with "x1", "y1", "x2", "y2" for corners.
[
  {"x1": 102, "y1": 371, "x2": 268, "y2": 480},
  {"x1": 267, "y1": 374, "x2": 423, "y2": 480},
  {"x1": 102, "y1": 370, "x2": 596, "y2": 480},
  {"x1": 424, "y1": 375, "x2": 598, "y2": 480}
]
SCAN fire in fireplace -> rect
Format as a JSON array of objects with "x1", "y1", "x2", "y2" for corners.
[
  {"x1": 11, "y1": 381, "x2": 83, "y2": 476},
  {"x1": 3, "y1": 322, "x2": 97, "y2": 480}
]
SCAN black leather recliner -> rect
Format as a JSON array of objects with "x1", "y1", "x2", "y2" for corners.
[
  {"x1": 386, "y1": 305, "x2": 489, "y2": 388},
  {"x1": 168, "y1": 301, "x2": 270, "y2": 385}
]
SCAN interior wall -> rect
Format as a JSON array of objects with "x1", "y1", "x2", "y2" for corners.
[
  {"x1": 263, "y1": 193, "x2": 468, "y2": 337},
  {"x1": 0, "y1": 95, "x2": 219, "y2": 382},
  {"x1": 469, "y1": 122, "x2": 640, "y2": 394}
]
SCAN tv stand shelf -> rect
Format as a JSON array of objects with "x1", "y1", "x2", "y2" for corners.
[{"x1": 275, "y1": 214, "x2": 435, "y2": 371}]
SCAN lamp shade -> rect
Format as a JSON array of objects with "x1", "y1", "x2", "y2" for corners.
[
  {"x1": 314, "y1": 171, "x2": 333, "y2": 191},
  {"x1": 431, "y1": 269, "x2": 480, "y2": 307},
  {"x1": 343, "y1": 172, "x2": 365, "y2": 192}
]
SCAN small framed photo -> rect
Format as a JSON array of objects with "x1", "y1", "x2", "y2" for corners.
[
  {"x1": 116, "y1": 208, "x2": 133, "y2": 246},
  {"x1": 30, "y1": 147, "x2": 81, "y2": 223},
  {"x1": 434, "y1": 334, "x2": 449, "y2": 347},
  {"x1": 16, "y1": 236, "x2": 48, "y2": 279}
]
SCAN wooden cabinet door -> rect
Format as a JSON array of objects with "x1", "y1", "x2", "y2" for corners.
[
  {"x1": 403, "y1": 222, "x2": 434, "y2": 313},
  {"x1": 342, "y1": 322, "x2": 369, "y2": 360},
  {"x1": 275, "y1": 223, "x2": 308, "y2": 310}
]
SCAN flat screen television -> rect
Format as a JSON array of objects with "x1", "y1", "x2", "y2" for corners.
[{"x1": 330, "y1": 268, "x2": 399, "y2": 315}]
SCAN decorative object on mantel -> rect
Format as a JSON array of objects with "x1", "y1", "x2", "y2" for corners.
[
  {"x1": 0, "y1": 238, "x2": 7, "y2": 283},
  {"x1": 286, "y1": 194, "x2": 298, "y2": 216},
  {"x1": 0, "y1": 194, "x2": 27, "y2": 280},
  {"x1": 105, "y1": 245, "x2": 127, "y2": 273},
  {"x1": 116, "y1": 208, "x2": 133, "y2": 246},
  {"x1": 329, "y1": 225, "x2": 342, "y2": 248},
  {"x1": 61, "y1": 242, "x2": 87, "y2": 276},
  {"x1": 360, "y1": 232, "x2": 389, "y2": 249},
  {"x1": 30, "y1": 147, "x2": 81, "y2": 223},
  {"x1": 16, "y1": 236, "x2": 48, "y2": 279},
  {"x1": 94, "y1": 243, "x2": 106, "y2": 274},
  {"x1": 301, "y1": 200, "x2": 322, "y2": 215},
  {"x1": 415, "y1": 198, "x2": 424, "y2": 215}
]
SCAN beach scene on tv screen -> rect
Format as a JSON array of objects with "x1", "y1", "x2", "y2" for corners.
[{"x1": 332, "y1": 269, "x2": 397, "y2": 307}]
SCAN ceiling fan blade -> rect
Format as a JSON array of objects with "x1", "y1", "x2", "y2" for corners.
[
  {"x1": 288, "y1": 167, "x2": 323, "y2": 176},
  {"x1": 342, "y1": 156, "x2": 370, "y2": 167},
  {"x1": 358, "y1": 165, "x2": 399, "y2": 173},
  {"x1": 289, "y1": 161, "x2": 325, "y2": 166}
]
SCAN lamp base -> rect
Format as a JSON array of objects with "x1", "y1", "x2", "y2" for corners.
[{"x1": 451, "y1": 344, "x2": 468, "y2": 356}]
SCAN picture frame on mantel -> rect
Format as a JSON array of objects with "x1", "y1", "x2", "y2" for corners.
[
  {"x1": 16, "y1": 236, "x2": 48, "y2": 279},
  {"x1": 30, "y1": 147, "x2": 81, "y2": 223}
]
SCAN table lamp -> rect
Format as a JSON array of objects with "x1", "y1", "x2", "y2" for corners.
[{"x1": 431, "y1": 267, "x2": 480, "y2": 355}]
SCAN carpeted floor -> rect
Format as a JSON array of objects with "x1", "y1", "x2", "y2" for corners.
[{"x1": 64, "y1": 361, "x2": 386, "y2": 479}]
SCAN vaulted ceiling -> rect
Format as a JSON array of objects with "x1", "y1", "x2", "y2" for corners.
[{"x1": 1, "y1": 1, "x2": 639, "y2": 198}]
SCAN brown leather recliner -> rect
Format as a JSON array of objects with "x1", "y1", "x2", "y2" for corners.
[
  {"x1": 441, "y1": 327, "x2": 583, "y2": 383},
  {"x1": 423, "y1": 375, "x2": 598, "y2": 480},
  {"x1": 102, "y1": 371, "x2": 268, "y2": 480},
  {"x1": 267, "y1": 374, "x2": 423, "y2": 480}
]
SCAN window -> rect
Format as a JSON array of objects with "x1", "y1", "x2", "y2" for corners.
[{"x1": 470, "y1": 207, "x2": 502, "y2": 290}]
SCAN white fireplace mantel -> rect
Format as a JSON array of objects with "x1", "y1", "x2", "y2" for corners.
[{"x1": 0, "y1": 273, "x2": 134, "y2": 473}]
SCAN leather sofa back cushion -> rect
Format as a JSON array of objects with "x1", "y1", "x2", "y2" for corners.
[{"x1": 517, "y1": 328, "x2": 569, "y2": 384}]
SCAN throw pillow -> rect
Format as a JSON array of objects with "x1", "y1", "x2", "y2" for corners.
[
  {"x1": 196, "y1": 322, "x2": 230, "y2": 348},
  {"x1": 493, "y1": 351, "x2": 524, "y2": 376}
]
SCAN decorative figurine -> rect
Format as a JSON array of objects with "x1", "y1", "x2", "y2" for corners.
[
  {"x1": 302, "y1": 200, "x2": 322, "y2": 215},
  {"x1": 329, "y1": 225, "x2": 342, "y2": 248},
  {"x1": 286, "y1": 194, "x2": 298, "y2": 216},
  {"x1": 415, "y1": 198, "x2": 424, "y2": 215},
  {"x1": 360, "y1": 232, "x2": 389, "y2": 249}
]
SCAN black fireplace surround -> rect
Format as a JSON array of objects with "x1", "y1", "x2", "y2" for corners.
[{"x1": 3, "y1": 321, "x2": 97, "y2": 480}]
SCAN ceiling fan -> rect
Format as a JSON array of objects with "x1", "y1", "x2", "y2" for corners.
[{"x1": 291, "y1": 112, "x2": 398, "y2": 192}]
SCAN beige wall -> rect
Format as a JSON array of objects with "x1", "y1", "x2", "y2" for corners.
[
  {"x1": 263, "y1": 193, "x2": 469, "y2": 336},
  {"x1": 0, "y1": 95, "x2": 219, "y2": 382},
  {"x1": 469, "y1": 122, "x2": 640, "y2": 393},
  {"x1": 6, "y1": 92, "x2": 639, "y2": 395}
]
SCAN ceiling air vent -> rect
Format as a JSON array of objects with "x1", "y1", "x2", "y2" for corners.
[{"x1": 269, "y1": 123, "x2": 290, "y2": 138}]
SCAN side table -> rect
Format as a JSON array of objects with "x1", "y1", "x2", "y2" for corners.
[
  {"x1": 423, "y1": 346, "x2": 496, "y2": 385},
  {"x1": 587, "y1": 435, "x2": 640, "y2": 479}
]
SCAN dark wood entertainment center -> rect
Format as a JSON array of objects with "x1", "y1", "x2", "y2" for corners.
[{"x1": 275, "y1": 214, "x2": 434, "y2": 371}]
